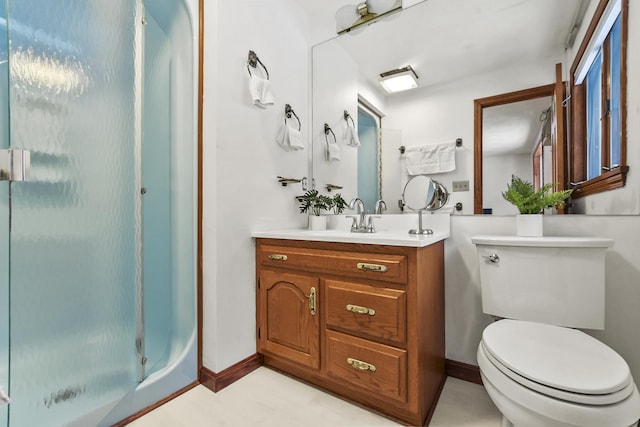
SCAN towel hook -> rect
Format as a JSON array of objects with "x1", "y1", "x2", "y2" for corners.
[
  {"x1": 324, "y1": 123, "x2": 336, "y2": 142},
  {"x1": 247, "y1": 50, "x2": 269, "y2": 80},
  {"x1": 343, "y1": 110, "x2": 355, "y2": 127},
  {"x1": 284, "y1": 104, "x2": 301, "y2": 131}
]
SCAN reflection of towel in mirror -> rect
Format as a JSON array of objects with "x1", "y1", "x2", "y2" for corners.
[
  {"x1": 276, "y1": 119, "x2": 304, "y2": 151},
  {"x1": 326, "y1": 139, "x2": 341, "y2": 162},
  {"x1": 404, "y1": 141, "x2": 456, "y2": 175},
  {"x1": 250, "y1": 75, "x2": 274, "y2": 108},
  {"x1": 343, "y1": 123, "x2": 360, "y2": 147},
  {"x1": 288, "y1": 127, "x2": 305, "y2": 150}
]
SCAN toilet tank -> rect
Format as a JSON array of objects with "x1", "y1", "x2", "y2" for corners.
[{"x1": 471, "y1": 235, "x2": 614, "y2": 330}]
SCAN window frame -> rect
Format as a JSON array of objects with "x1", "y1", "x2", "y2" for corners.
[{"x1": 569, "y1": 0, "x2": 628, "y2": 198}]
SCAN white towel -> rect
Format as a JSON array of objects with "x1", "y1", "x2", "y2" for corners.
[
  {"x1": 275, "y1": 119, "x2": 289, "y2": 149},
  {"x1": 0, "y1": 387, "x2": 9, "y2": 407},
  {"x1": 250, "y1": 75, "x2": 274, "y2": 108},
  {"x1": 344, "y1": 123, "x2": 360, "y2": 147},
  {"x1": 275, "y1": 119, "x2": 304, "y2": 151},
  {"x1": 404, "y1": 141, "x2": 456, "y2": 175},
  {"x1": 326, "y1": 139, "x2": 341, "y2": 161},
  {"x1": 288, "y1": 127, "x2": 304, "y2": 151}
]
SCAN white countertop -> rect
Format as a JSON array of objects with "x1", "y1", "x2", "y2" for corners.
[{"x1": 251, "y1": 214, "x2": 451, "y2": 247}]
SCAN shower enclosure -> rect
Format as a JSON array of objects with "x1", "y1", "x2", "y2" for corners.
[{"x1": 0, "y1": 0, "x2": 198, "y2": 425}]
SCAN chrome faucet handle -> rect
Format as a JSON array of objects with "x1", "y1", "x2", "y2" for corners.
[
  {"x1": 366, "y1": 215, "x2": 381, "y2": 232},
  {"x1": 374, "y1": 200, "x2": 387, "y2": 214},
  {"x1": 345, "y1": 215, "x2": 359, "y2": 231}
]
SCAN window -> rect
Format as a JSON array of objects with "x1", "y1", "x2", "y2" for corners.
[{"x1": 569, "y1": 0, "x2": 627, "y2": 198}]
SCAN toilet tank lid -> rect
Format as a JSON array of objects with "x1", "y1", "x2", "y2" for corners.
[
  {"x1": 483, "y1": 320, "x2": 631, "y2": 395},
  {"x1": 471, "y1": 235, "x2": 614, "y2": 248}
]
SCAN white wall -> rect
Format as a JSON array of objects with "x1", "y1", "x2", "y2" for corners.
[
  {"x1": 312, "y1": 41, "x2": 359, "y2": 200},
  {"x1": 202, "y1": 0, "x2": 311, "y2": 372},
  {"x1": 483, "y1": 153, "x2": 531, "y2": 215}
]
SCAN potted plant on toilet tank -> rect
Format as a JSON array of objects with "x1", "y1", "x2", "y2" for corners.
[{"x1": 502, "y1": 175, "x2": 572, "y2": 236}]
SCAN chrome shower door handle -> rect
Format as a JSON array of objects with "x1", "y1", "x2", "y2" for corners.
[
  {"x1": 0, "y1": 149, "x2": 31, "y2": 182},
  {"x1": 482, "y1": 253, "x2": 500, "y2": 263}
]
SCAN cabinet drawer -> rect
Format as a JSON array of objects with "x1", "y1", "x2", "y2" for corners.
[
  {"x1": 326, "y1": 280, "x2": 406, "y2": 344},
  {"x1": 258, "y1": 244, "x2": 407, "y2": 284},
  {"x1": 326, "y1": 331, "x2": 407, "y2": 402}
]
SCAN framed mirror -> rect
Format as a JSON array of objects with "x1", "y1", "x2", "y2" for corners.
[
  {"x1": 308, "y1": 0, "x2": 615, "y2": 215},
  {"x1": 474, "y1": 66, "x2": 566, "y2": 215}
]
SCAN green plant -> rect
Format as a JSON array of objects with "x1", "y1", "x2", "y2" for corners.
[
  {"x1": 331, "y1": 193, "x2": 347, "y2": 214},
  {"x1": 298, "y1": 190, "x2": 333, "y2": 216},
  {"x1": 502, "y1": 175, "x2": 573, "y2": 214}
]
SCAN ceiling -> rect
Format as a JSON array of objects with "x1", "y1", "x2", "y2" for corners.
[{"x1": 294, "y1": 0, "x2": 587, "y2": 91}]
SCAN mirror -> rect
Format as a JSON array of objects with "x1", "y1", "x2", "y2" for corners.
[
  {"x1": 402, "y1": 175, "x2": 449, "y2": 234},
  {"x1": 309, "y1": 0, "x2": 614, "y2": 215},
  {"x1": 474, "y1": 82, "x2": 562, "y2": 214},
  {"x1": 402, "y1": 175, "x2": 434, "y2": 234}
]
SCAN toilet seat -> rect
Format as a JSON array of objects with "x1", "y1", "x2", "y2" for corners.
[{"x1": 482, "y1": 319, "x2": 634, "y2": 405}]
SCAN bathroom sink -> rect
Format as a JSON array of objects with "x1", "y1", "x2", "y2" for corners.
[{"x1": 251, "y1": 214, "x2": 451, "y2": 247}]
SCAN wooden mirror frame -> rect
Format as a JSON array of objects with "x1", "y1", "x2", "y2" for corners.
[{"x1": 474, "y1": 65, "x2": 567, "y2": 214}]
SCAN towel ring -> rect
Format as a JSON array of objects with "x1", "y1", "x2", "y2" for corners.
[
  {"x1": 247, "y1": 50, "x2": 269, "y2": 80},
  {"x1": 284, "y1": 104, "x2": 301, "y2": 131},
  {"x1": 344, "y1": 110, "x2": 355, "y2": 127},
  {"x1": 324, "y1": 123, "x2": 336, "y2": 143}
]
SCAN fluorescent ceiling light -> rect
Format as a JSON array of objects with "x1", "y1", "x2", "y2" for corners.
[{"x1": 379, "y1": 65, "x2": 419, "y2": 93}]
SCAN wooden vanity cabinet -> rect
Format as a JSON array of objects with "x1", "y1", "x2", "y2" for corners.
[{"x1": 256, "y1": 238, "x2": 445, "y2": 426}]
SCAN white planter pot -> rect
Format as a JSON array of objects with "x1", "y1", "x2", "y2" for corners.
[
  {"x1": 516, "y1": 214, "x2": 543, "y2": 237},
  {"x1": 308, "y1": 215, "x2": 327, "y2": 231}
]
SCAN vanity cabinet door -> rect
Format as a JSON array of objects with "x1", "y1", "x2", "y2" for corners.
[{"x1": 257, "y1": 269, "x2": 320, "y2": 370}]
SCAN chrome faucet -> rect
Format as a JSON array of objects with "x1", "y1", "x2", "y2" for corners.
[
  {"x1": 374, "y1": 199, "x2": 387, "y2": 214},
  {"x1": 348, "y1": 198, "x2": 367, "y2": 231}
]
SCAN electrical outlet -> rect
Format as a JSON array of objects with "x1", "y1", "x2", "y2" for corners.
[{"x1": 452, "y1": 180, "x2": 469, "y2": 192}]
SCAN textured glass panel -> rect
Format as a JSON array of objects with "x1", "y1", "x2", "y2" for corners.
[
  {"x1": 357, "y1": 108, "x2": 380, "y2": 210},
  {"x1": 142, "y1": 11, "x2": 172, "y2": 377},
  {"x1": 586, "y1": 49, "x2": 602, "y2": 180},
  {"x1": 0, "y1": 3, "x2": 9, "y2": 426},
  {"x1": 7, "y1": 1, "x2": 138, "y2": 426}
]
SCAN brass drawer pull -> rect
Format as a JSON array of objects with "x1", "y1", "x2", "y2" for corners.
[
  {"x1": 347, "y1": 357, "x2": 376, "y2": 372},
  {"x1": 309, "y1": 287, "x2": 317, "y2": 316},
  {"x1": 268, "y1": 254, "x2": 288, "y2": 261},
  {"x1": 346, "y1": 304, "x2": 375, "y2": 316},
  {"x1": 356, "y1": 262, "x2": 387, "y2": 272}
]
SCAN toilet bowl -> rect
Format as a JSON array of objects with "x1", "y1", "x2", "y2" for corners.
[
  {"x1": 471, "y1": 235, "x2": 640, "y2": 426},
  {"x1": 477, "y1": 319, "x2": 640, "y2": 427}
]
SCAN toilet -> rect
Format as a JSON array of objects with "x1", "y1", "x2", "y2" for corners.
[{"x1": 472, "y1": 235, "x2": 640, "y2": 427}]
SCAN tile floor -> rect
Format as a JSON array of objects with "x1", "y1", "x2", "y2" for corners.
[{"x1": 127, "y1": 367, "x2": 502, "y2": 426}]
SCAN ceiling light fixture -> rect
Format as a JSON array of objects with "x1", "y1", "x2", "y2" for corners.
[
  {"x1": 335, "y1": 0, "x2": 402, "y2": 35},
  {"x1": 379, "y1": 65, "x2": 419, "y2": 93}
]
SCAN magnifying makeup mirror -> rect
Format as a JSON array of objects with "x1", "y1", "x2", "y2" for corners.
[{"x1": 402, "y1": 175, "x2": 450, "y2": 235}]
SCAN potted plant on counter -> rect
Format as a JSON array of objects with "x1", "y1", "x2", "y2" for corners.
[
  {"x1": 502, "y1": 175, "x2": 572, "y2": 236},
  {"x1": 298, "y1": 189, "x2": 333, "y2": 230},
  {"x1": 331, "y1": 193, "x2": 347, "y2": 215}
]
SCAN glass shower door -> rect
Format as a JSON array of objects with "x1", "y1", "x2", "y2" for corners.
[
  {"x1": 5, "y1": 0, "x2": 142, "y2": 425},
  {"x1": 0, "y1": 2, "x2": 10, "y2": 425}
]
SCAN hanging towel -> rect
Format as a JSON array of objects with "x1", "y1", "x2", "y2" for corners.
[
  {"x1": 288, "y1": 127, "x2": 305, "y2": 151},
  {"x1": 0, "y1": 387, "x2": 9, "y2": 407},
  {"x1": 275, "y1": 119, "x2": 290, "y2": 149},
  {"x1": 275, "y1": 116, "x2": 304, "y2": 151},
  {"x1": 343, "y1": 122, "x2": 360, "y2": 147},
  {"x1": 250, "y1": 75, "x2": 274, "y2": 108},
  {"x1": 326, "y1": 139, "x2": 341, "y2": 161},
  {"x1": 404, "y1": 141, "x2": 456, "y2": 175}
]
